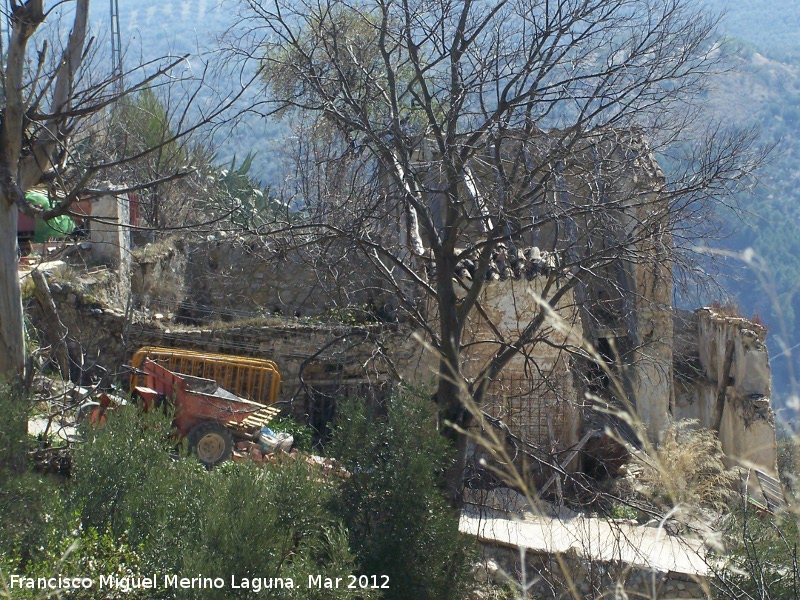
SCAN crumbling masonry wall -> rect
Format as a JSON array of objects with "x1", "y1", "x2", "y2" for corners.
[
  {"x1": 385, "y1": 130, "x2": 676, "y2": 444},
  {"x1": 31, "y1": 274, "x2": 422, "y2": 435},
  {"x1": 457, "y1": 277, "x2": 583, "y2": 455},
  {"x1": 131, "y1": 238, "x2": 383, "y2": 321},
  {"x1": 36, "y1": 266, "x2": 780, "y2": 478},
  {"x1": 673, "y1": 307, "x2": 777, "y2": 475},
  {"x1": 68, "y1": 127, "x2": 779, "y2": 474}
]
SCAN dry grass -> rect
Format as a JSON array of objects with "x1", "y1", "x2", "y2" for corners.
[
  {"x1": 750, "y1": 311, "x2": 770, "y2": 330},
  {"x1": 631, "y1": 420, "x2": 737, "y2": 513},
  {"x1": 708, "y1": 301, "x2": 743, "y2": 319}
]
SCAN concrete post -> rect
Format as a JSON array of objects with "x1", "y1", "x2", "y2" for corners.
[{"x1": 89, "y1": 182, "x2": 131, "y2": 300}]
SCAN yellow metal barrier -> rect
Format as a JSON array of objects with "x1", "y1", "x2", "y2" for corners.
[{"x1": 130, "y1": 347, "x2": 281, "y2": 406}]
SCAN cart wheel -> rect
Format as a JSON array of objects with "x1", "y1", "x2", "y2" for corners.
[
  {"x1": 187, "y1": 422, "x2": 233, "y2": 468},
  {"x1": 77, "y1": 402, "x2": 107, "y2": 429}
]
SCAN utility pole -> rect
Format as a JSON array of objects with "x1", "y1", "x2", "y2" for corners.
[{"x1": 110, "y1": 0, "x2": 123, "y2": 90}]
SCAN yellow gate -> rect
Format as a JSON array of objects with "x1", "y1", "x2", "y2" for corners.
[{"x1": 130, "y1": 347, "x2": 281, "y2": 406}]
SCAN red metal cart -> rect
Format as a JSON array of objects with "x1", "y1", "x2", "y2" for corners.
[{"x1": 132, "y1": 359, "x2": 279, "y2": 466}]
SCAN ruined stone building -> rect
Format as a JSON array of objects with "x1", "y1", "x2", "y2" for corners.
[
  {"x1": 32, "y1": 129, "x2": 779, "y2": 484},
  {"x1": 419, "y1": 130, "x2": 777, "y2": 476},
  {"x1": 407, "y1": 130, "x2": 676, "y2": 457}
]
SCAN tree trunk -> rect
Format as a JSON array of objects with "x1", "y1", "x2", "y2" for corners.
[
  {"x1": 32, "y1": 269, "x2": 71, "y2": 380},
  {"x1": 436, "y1": 253, "x2": 470, "y2": 506},
  {"x1": 0, "y1": 198, "x2": 25, "y2": 380}
]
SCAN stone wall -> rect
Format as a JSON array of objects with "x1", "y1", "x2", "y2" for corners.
[
  {"x1": 129, "y1": 237, "x2": 585, "y2": 456},
  {"x1": 674, "y1": 307, "x2": 777, "y2": 475},
  {"x1": 626, "y1": 218, "x2": 673, "y2": 443},
  {"x1": 34, "y1": 274, "x2": 423, "y2": 436},
  {"x1": 130, "y1": 237, "x2": 188, "y2": 310},
  {"x1": 27, "y1": 270, "x2": 132, "y2": 383},
  {"x1": 454, "y1": 276, "x2": 583, "y2": 465},
  {"x1": 131, "y1": 238, "x2": 387, "y2": 321},
  {"x1": 34, "y1": 265, "x2": 781, "y2": 479},
  {"x1": 575, "y1": 134, "x2": 673, "y2": 443},
  {"x1": 46, "y1": 262, "x2": 585, "y2": 456},
  {"x1": 131, "y1": 321, "x2": 421, "y2": 434}
]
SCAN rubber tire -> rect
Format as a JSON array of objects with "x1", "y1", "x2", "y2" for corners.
[
  {"x1": 187, "y1": 422, "x2": 233, "y2": 468},
  {"x1": 77, "y1": 401, "x2": 101, "y2": 422},
  {"x1": 77, "y1": 401, "x2": 107, "y2": 429}
]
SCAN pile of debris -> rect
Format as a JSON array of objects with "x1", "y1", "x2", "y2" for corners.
[{"x1": 233, "y1": 440, "x2": 349, "y2": 478}]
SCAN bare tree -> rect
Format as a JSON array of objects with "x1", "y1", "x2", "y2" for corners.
[
  {"x1": 229, "y1": 0, "x2": 764, "y2": 499},
  {"x1": 0, "y1": 0, "x2": 242, "y2": 380}
]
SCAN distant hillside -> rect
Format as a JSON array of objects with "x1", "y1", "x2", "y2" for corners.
[
  {"x1": 704, "y1": 0, "x2": 800, "y2": 61},
  {"x1": 696, "y1": 0, "x2": 800, "y2": 408},
  {"x1": 97, "y1": 0, "x2": 286, "y2": 184},
  {"x1": 106, "y1": 0, "x2": 228, "y2": 58},
  {"x1": 106, "y1": 0, "x2": 800, "y2": 65}
]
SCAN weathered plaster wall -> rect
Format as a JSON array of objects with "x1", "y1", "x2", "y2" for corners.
[
  {"x1": 629, "y1": 297, "x2": 673, "y2": 443},
  {"x1": 456, "y1": 276, "x2": 583, "y2": 456},
  {"x1": 90, "y1": 185, "x2": 131, "y2": 300},
  {"x1": 674, "y1": 307, "x2": 777, "y2": 475},
  {"x1": 596, "y1": 136, "x2": 673, "y2": 443},
  {"x1": 542, "y1": 132, "x2": 674, "y2": 444}
]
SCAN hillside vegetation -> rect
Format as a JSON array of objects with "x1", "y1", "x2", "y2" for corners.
[{"x1": 700, "y1": 1, "x2": 800, "y2": 407}]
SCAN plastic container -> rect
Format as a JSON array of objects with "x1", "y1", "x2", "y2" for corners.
[{"x1": 259, "y1": 427, "x2": 294, "y2": 454}]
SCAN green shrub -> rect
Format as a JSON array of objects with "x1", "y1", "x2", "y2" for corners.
[
  {"x1": 0, "y1": 380, "x2": 31, "y2": 471},
  {"x1": 177, "y1": 459, "x2": 363, "y2": 599},
  {"x1": 0, "y1": 471, "x2": 66, "y2": 573},
  {"x1": 65, "y1": 405, "x2": 360, "y2": 599},
  {"x1": 329, "y1": 388, "x2": 474, "y2": 600},
  {"x1": 9, "y1": 526, "x2": 147, "y2": 600},
  {"x1": 68, "y1": 405, "x2": 184, "y2": 541},
  {"x1": 716, "y1": 503, "x2": 800, "y2": 599},
  {"x1": 776, "y1": 423, "x2": 799, "y2": 500},
  {"x1": 1, "y1": 387, "x2": 475, "y2": 599},
  {"x1": 268, "y1": 416, "x2": 315, "y2": 452}
]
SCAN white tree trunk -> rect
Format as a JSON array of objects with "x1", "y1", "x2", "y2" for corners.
[{"x1": 0, "y1": 0, "x2": 88, "y2": 381}]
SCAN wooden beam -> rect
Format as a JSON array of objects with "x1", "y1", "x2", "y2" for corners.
[{"x1": 539, "y1": 429, "x2": 598, "y2": 496}]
